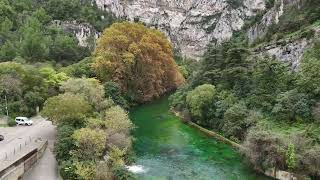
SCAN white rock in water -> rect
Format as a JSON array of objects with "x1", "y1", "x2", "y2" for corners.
[{"x1": 125, "y1": 165, "x2": 148, "y2": 174}]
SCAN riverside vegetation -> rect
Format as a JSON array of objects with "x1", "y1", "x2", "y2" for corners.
[
  {"x1": 170, "y1": 1, "x2": 320, "y2": 178},
  {"x1": 0, "y1": 0, "x2": 320, "y2": 179},
  {"x1": 0, "y1": 0, "x2": 183, "y2": 178}
]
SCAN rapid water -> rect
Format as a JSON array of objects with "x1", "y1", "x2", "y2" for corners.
[{"x1": 130, "y1": 96, "x2": 269, "y2": 180}]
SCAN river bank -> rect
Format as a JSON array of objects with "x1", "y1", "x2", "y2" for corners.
[
  {"x1": 170, "y1": 107, "x2": 307, "y2": 180},
  {"x1": 130, "y1": 96, "x2": 270, "y2": 180}
]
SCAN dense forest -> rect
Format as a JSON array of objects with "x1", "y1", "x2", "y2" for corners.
[
  {"x1": 170, "y1": 0, "x2": 320, "y2": 178},
  {"x1": 0, "y1": 0, "x2": 183, "y2": 179},
  {"x1": 0, "y1": 0, "x2": 320, "y2": 179}
]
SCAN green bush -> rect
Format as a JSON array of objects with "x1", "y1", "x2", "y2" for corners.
[
  {"x1": 7, "y1": 118, "x2": 16, "y2": 127},
  {"x1": 113, "y1": 166, "x2": 137, "y2": 180},
  {"x1": 186, "y1": 84, "x2": 216, "y2": 119}
]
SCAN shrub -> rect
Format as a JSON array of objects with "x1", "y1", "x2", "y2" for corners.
[
  {"x1": 41, "y1": 93, "x2": 91, "y2": 125},
  {"x1": 286, "y1": 143, "x2": 296, "y2": 170},
  {"x1": 95, "y1": 162, "x2": 114, "y2": 180},
  {"x1": 186, "y1": 84, "x2": 216, "y2": 119},
  {"x1": 113, "y1": 166, "x2": 136, "y2": 180},
  {"x1": 74, "y1": 161, "x2": 97, "y2": 180},
  {"x1": 104, "y1": 81, "x2": 129, "y2": 109},
  {"x1": 242, "y1": 128, "x2": 287, "y2": 171},
  {"x1": 59, "y1": 160, "x2": 78, "y2": 180},
  {"x1": 222, "y1": 102, "x2": 251, "y2": 141},
  {"x1": 72, "y1": 128, "x2": 106, "y2": 161},
  {"x1": 55, "y1": 124, "x2": 75, "y2": 161},
  {"x1": 7, "y1": 118, "x2": 16, "y2": 127},
  {"x1": 105, "y1": 106, "x2": 134, "y2": 135}
]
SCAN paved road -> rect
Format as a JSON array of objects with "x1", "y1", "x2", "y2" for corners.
[{"x1": 0, "y1": 116, "x2": 60, "y2": 180}]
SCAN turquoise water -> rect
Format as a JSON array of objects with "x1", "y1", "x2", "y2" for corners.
[{"x1": 130, "y1": 97, "x2": 269, "y2": 180}]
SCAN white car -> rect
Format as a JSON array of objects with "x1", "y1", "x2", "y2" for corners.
[{"x1": 15, "y1": 117, "x2": 33, "y2": 126}]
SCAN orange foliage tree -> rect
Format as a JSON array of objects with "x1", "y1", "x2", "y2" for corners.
[{"x1": 93, "y1": 22, "x2": 184, "y2": 102}]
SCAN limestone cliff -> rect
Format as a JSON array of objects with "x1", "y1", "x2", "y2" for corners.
[
  {"x1": 247, "y1": 0, "x2": 302, "y2": 43},
  {"x1": 52, "y1": 20, "x2": 100, "y2": 48},
  {"x1": 94, "y1": 0, "x2": 266, "y2": 59},
  {"x1": 54, "y1": 0, "x2": 318, "y2": 68}
]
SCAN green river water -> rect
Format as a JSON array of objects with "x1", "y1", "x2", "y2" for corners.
[{"x1": 130, "y1": 96, "x2": 269, "y2": 180}]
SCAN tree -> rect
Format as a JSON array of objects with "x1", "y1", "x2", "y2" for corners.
[
  {"x1": 272, "y1": 89, "x2": 311, "y2": 122},
  {"x1": 222, "y1": 102, "x2": 252, "y2": 141},
  {"x1": 19, "y1": 17, "x2": 50, "y2": 61},
  {"x1": 298, "y1": 42, "x2": 320, "y2": 98},
  {"x1": 242, "y1": 128, "x2": 287, "y2": 171},
  {"x1": 104, "y1": 106, "x2": 133, "y2": 150},
  {"x1": 105, "y1": 106, "x2": 133, "y2": 135},
  {"x1": 49, "y1": 33, "x2": 81, "y2": 64},
  {"x1": 93, "y1": 22, "x2": 184, "y2": 102},
  {"x1": 39, "y1": 67, "x2": 69, "y2": 88},
  {"x1": 249, "y1": 57, "x2": 292, "y2": 111},
  {"x1": 72, "y1": 128, "x2": 106, "y2": 161},
  {"x1": 0, "y1": 41, "x2": 16, "y2": 61},
  {"x1": 61, "y1": 57, "x2": 95, "y2": 78},
  {"x1": 55, "y1": 124, "x2": 76, "y2": 161},
  {"x1": 74, "y1": 161, "x2": 97, "y2": 180},
  {"x1": 286, "y1": 143, "x2": 296, "y2": 170},
  {"x1": 104, "y1": 81, "x2": 129, "y2": 109},
  {"x1": 186, "y1": 84, "x2": 216, "y2": 120},
  {"x1": 41, "y1": 93, "x2": 91, "y2": 125},
  {"x1": 61, "y1": 78, "x2": 109, "y2": 111}
]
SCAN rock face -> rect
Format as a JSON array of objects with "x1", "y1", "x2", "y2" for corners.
[
  {"x1": 252, "y1": 27, "x2": 320, "y2": 69},
  {"x1": 247, "y1": 0, "x2": 302, "y2": 43},
  {"x1": 94, "y1": 0, "x2": 266, "y2": 59},
  {"x1": 52, "y1": 20, "x2": 100, "y2": 47},
  {"x1": 253, "y1": 38, "x2": 311, "y2": 69}
]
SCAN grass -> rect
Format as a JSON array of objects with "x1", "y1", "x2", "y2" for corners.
[
  {"x1": 0, "y1": 124, "x2": 8, "y2": 127},
  {"x1": 256, "y1": 117, "x2": 320, "y2": 143}
]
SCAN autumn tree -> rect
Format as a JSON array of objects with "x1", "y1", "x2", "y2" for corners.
[{"x1": 93, "y1": 22, "x2": 184, "y2": 102}]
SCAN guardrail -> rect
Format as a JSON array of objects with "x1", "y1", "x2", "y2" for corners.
[{"x1": 0, "y1": 139, "x2": 48, "y2": 180}]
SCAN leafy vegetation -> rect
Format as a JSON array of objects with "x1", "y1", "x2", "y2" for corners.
[
  {"x1": 170, "y1": 34, "x2": 320, "y2": 177},
  {"x1": 93, "y1": 22, "x2": 185, "y2": 102},
  {"x1": 0, "y1": 62, "x2": 68, "y2": 117},
  {"x1": 1, "y1": 0, "x2": 319, "y2": 179},
  {"x1": 42, "y1": 77, "x2": 135, "y2": 180},
  {"x1": 0, "y1": 0, "x2": 115, "y2": 65},
  {"x1": 251, "y1": 0, "x2": 320, "y2": 46}
]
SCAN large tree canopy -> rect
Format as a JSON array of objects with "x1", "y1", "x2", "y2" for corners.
[{"x1": 93, "y1": 22, "x2": 184, "y2": 102}]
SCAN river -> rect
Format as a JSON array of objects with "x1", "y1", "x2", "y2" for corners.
[{"x1": 130, "y1": 96, "x2": 269, "y2": 180}]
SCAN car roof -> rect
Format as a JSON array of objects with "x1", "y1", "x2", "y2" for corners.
[{"x1": 16, "y1": 117, "x2": 28, "y2": 119}]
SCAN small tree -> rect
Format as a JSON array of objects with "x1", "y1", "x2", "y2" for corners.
[
  {"x1": 272, "y1": 89, "x2": 311, "y2": 122},
  {"x1": 72, "y1": 128, "x2": 106, "y2": 161},
  {"x1": 105, "y1": 106, "x2": 134, "y2": 135},
  {"x1": 298, "y1": 42, "x2": 320, "y2": 98},
  {"x1": 222, "y1": 102, "x2": 257, "y2": 141},
  {"x1": 286, "y1": 143, "x2": 296, "y2": 170},
  {"x1": 186, "y1": 84, "x2": 216, "y2": 119},
  {"x1": 42, "y1": 93, "x2": 91, "y2": 125},
  {"x1": 61, "y1": 78, "x2": 108, "y2": 111}
]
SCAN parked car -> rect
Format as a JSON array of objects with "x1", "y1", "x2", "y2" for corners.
[
  {"x1": 15, "y1": 117, "x2": 33, "y2": 126},
  {"x1": 0, "y1": 135, "x2": 4, "y2": 141}
]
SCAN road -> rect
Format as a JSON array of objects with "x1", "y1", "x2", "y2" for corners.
[{"x1": 0, "y1": 116, "x2": 60, "y2": 180}]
